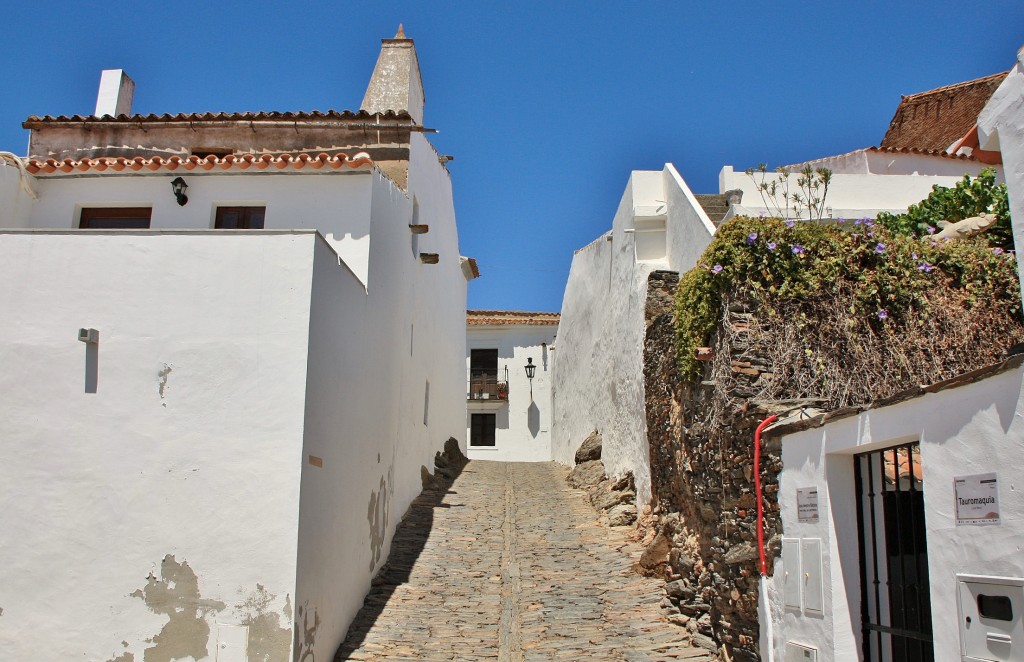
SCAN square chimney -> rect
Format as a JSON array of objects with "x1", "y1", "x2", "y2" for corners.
[{"x1": 94, "y1": 69, "x2": 134, "y2": 117}]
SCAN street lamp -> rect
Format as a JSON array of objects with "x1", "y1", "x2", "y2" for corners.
[{"x1": 525, "y1": 357, "x2": 536, "y2": 398}]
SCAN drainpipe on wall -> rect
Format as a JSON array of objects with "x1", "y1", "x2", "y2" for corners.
[{"x1": 754, "y1": 414, "x2": 778, "y2": 662}]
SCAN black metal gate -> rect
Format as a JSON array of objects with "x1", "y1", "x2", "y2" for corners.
[{"x1": 854, "y1": 442, "x2": 934, "y2": 661}]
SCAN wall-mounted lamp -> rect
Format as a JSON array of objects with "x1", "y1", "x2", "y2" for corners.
[
  {"x1": 525, "y1": 357, "x2": 536, "y2": 380},
  {"x1": 170, "y1": 177, "x2": 189, "y2": 206}
]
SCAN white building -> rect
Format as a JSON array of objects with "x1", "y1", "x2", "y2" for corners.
[
  {"x1": 552, "y1": 164, "x2": 717, "y2": 504},
  {"x1": 0, "y1": 29, "x2": 474, "y2": 662},
  {"x1": 465, "y1": 310, "x2": 558, "y2": 462},
  {"x1": 720, "y1": 71, "x2": 1008, "y2": 222},
  {"x1": 761, "y1": 46, "x2": 1024, "y2": 661}
]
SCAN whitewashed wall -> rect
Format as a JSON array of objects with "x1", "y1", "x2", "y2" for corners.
[
  {"x1": 764, "y1": 365, "x2": 1024, "y2": 661},
  {"x1": 553, "y1": 165, "x2": 714, "y2": 505},
  {"x1": 0, "y1": 231, "x2": 317, "y2": 662},
  {"x1": 0, "y1": 160, "x2": 35, "y2": 227},
  {"x1": 466, "y1": 324, "x2": 558, "y2": 462},
  {"x1": 19, "y1": 171, "x2": 375, "y2": 286},
  {"x1": 293, "y1": 134, "x2": 468, "y2": 662},
  {"x1": 719, "y1": 165, "x2": 1001, "y2": 219},
  {"x1": 978, "y1": 46, "x2": 1024, "y2": 297}
]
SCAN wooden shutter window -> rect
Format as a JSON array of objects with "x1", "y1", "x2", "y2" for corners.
[
  {"x1": 79, "y1": 207, "x2": 152, "y2": 229},
  {"x1": 215, "y1": 206, "x2": 266, "y2": 229}
]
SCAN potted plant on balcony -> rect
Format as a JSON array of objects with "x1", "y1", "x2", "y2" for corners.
[{"x1": 496, "y1": 382, "x2": 508, "y2": 400}]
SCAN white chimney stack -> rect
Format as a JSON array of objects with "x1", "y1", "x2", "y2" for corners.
[{"x1": 94, "y1": 69, "x2": 135, "y2": 117}]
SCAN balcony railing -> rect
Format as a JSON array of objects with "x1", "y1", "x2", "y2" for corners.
[{"x1": 468, "y1": 374, "x2": 508, "y2": 401}]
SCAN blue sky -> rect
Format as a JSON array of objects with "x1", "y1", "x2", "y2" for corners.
[{"x1": 2, "y1": 3, "x2": 1022, "y2": 312}]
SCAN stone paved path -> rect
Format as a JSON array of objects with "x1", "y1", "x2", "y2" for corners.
[{"x1": 335, "y1": 461, "x2": 713, "y2": 661}]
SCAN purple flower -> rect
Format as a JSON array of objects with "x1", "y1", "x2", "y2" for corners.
[
  {"x1": 876, "y1": 309, "x2": 888, "y2": 320},
  {"x1": 712, "y1": 264, "x2": 724, "y2": 274},
  {"x1": 747, "y1": 232, "x2": 758, "y2": 245},
  {"x1": 918, "y1": 262, "x2": 933, "y2": 273},
  {"x1": 864, "y1": 218, "x2": 875, "y2": 227},
  {"x1": 911, "y1": 253, "x2": 918, "y2": 260},
  {"x1": 785, "y1": 220, "x2": 796, "y2": 228},
  {"x1": 926, "y1": 226, "x2": 936, "y2": 235},
  {"x1": 874, "y1": 243, "x2": 886, "y2": 254},
  {"x1": 994, "y1": 248, "x2": 1005, "y2": 255},
  {"x1": 791, "y1": 245, "x2": 805, "y2": 255},
  {"x1": 853, "y1": 218, "x2": 862, "y2": 226},
  {"x1": 767, "y1": 241, "x2": 777, "y2": 251},
  {"x1": 758, "y1": 211, "x2": 766, "y2": 218},
  {"x1": 837, "y1": 217, "x2": 846, "y2": 222}
]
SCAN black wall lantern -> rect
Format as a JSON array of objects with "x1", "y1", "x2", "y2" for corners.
[
  {"x1": 525, "y1": 357, "x2": 536, "y2": 398},
  {"x1": 170, "y1": 177, "x2": 189, "y2": 206}
]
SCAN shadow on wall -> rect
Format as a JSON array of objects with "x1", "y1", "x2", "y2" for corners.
[
  {"x1": 528, "y1": 401, "x2": 540, "y2": 438},
  {"x1": 334, "y1": 439, "x2": 469, "y2": 660}
]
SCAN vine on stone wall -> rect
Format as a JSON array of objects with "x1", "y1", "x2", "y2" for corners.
[{"x1": 676, "y1": 216, "x2": 1023, "y2": 402}]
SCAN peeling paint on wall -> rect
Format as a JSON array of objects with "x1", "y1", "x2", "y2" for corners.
[
  {"x1": 104, "y1": 651, "x2": 134, "y2": 662},
  {"x1": 237, "y1": 584, "x2": 292, "y2": 662},
  {"x1": 293, "y1": 601, "x2": 320, "y2": 662},
  {"x1": 367, "y1": 465, "x2": 394, "y2": 570},
  {"x1": 130, "y1": 555, "x2": 225, "y2": 662},
  {"x1": 157, "y1": 364, "x2": 172, "y2": 407}
]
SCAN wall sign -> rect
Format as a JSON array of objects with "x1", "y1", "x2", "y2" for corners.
[
  {"x1": 796, "y1": 487, "x2": 819, "y2": 523},
  {"x1": 954, "y1": 473, "x2": 1000, "y2": 526}
]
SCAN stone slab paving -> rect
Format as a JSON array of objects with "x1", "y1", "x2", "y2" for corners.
[{"x1": 336, "y1": 460, "x2": 714, "y2": 661}]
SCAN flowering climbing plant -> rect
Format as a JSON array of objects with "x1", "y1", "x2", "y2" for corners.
[{"x1": 676, "y1": 216, "x2": 1023, "y2": 383}]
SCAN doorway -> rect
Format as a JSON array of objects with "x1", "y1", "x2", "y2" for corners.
[{"x1": 854, "y1": 442, "x2": 933, "y2": 661}]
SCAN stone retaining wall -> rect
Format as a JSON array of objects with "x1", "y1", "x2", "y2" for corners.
[{"x1": 641, "y1": 270, "x2": 783, "y2": 662}]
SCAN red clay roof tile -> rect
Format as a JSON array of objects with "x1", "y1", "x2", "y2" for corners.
[
  {"x1": 880, "y1": 71, "x2": 1008, "y2": 152},
  {"x1": 24, "y1": 152, "x2": 373, "y2": 175},
  {"x1": 467, "y1": 310, "x2": 560, "y2": 326}
]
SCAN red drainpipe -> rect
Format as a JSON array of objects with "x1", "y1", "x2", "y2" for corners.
[{"x1": 754, "y1": 414, "x2": 778, "y2": 576}]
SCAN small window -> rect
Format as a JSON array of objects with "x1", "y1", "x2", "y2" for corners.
[
  {"x1": 80, "y1": 207, "x2": 152, "y2": 229},
  {"x1": 215, "y1": 206, "x2": 266, "y2": 229},
  {"x1": 470, "y1": 413, "x2": 496, "y2": 447}
]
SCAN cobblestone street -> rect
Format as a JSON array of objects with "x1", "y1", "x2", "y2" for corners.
[{"x1": 335, "y1": 461, "x2": 713, "y2": 661}]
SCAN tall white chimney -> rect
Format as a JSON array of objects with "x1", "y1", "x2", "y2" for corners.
[{"x1": 94, "y1": 69, "x2": 135, "y2": 117}]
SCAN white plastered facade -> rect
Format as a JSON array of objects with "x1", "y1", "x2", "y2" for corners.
[
  {"x1": 466, "y1": 322, "x2": 558, "y2": 462},
  {"x1": 552, "y1": 164, "x2": 715, "y2": 505}
]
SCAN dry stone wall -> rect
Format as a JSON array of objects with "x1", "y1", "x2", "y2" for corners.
[{"x1": 640, "y1": 270, "x2": 783, "y2": 662}]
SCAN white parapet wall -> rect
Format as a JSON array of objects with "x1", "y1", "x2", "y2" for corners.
[
  {"x1": 719, "y1": 164, "x2": 1004, "y2": 220},
  {"x1": 553, "y1": 164, "x2": 714, "y2": 505}
]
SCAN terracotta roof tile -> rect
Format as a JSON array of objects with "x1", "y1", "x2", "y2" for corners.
[
  {"x1": 467, "y1": 310, "x2": 560, "y2": 326},
  {"x1": 23, "y1": 109, "x2": 413, "y2": 126},
  {"x1": 24, "y1": 152, "x2": 373, "y2": 175},
  {"x1": 880, "y1": 71, "x2": 1008, "y2": 152}
]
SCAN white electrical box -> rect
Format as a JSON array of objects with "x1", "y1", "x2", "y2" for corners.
[
  {"x1": 801, "y1": 538, "x2": 824, "y2": 614},
  {"x1": 783, "y1": 538, "x2": 801, "y2": 609},
  {"x1": 785, "y1": 641, "x2": 818, "y2": 662},
  {"x1": 78, "y1": 327, "x2": 99, "y2": 344},
  {"x1": 958, "y1": 574, "x2": 1024, "y2": 661}
]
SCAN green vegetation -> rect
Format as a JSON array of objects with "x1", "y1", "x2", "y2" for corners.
[
  {"x1": 676, "y1": 216, "x2": 1022, "y2": 382},
  {"x1": 877, "y1": 168, "x2": 1012, "y2": 249},
  {"x1": 745, "y1": 164, "x2": 833, "y2": 221}
]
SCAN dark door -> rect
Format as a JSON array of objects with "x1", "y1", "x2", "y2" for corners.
[{"x1": 855, "y1": 442, "x2": 933, "y2": 661}]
